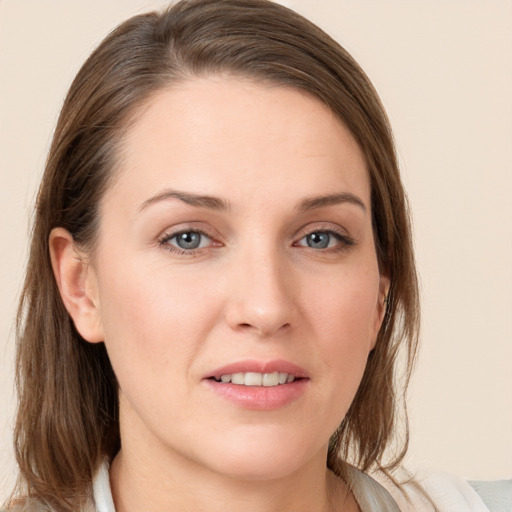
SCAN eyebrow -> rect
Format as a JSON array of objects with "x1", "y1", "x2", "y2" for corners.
[
  {"x1": 297, "y1": 192, "x2": 367, "y2": 213},
  {"x1": 137, "y1": 189, "x2": 366, "y2": 214},
  {"x1": 137, "y1": 189, "x2": 230, "y2": 212}
]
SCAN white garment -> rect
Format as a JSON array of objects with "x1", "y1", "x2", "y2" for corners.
[
  {"x1": 91, "y1": 462, "x2": 492, "y2": 512},
  {"x1": 373, "y1": 469, "x2": 492, "y2": 512},
  {"x1": 92, "y1": 463, "x2": 116, "y2": 512}
]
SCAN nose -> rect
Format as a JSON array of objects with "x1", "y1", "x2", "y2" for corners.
[{"x1": 224, "y1": 246, "x2": 298, "y2": 337}]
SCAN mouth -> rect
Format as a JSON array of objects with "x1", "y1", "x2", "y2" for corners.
[
  {"x1": 203, "y1": 360, "x2": 309, "y2": 410},
  {"x1": 209, "y1": 371, "x2": 298, "y2": 387}
]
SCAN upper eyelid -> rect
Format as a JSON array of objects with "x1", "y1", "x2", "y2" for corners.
[
  {"x1": 294, "y1": 222, "x2": 351, "y2": 239},
  {"x1": 161, "y1": 227, "x2": 211, "y2": 239},
  {"x1": 158, "y1": 223, "x2": 217, "y2": 240}
]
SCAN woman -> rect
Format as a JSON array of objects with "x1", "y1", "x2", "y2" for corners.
[{"x1": 5, "y1": 1, "x2": 500, "y2": 511}]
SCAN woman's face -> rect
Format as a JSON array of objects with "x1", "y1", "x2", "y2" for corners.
[{"x1": 83, "y1": 78, "x2": 388, "y2": 480}]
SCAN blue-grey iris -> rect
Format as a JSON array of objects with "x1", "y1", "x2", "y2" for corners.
[
  {"x1": 176, "y1": 232, "x2": 202, "y2": 249},
  {"x1": 307, "y1": 232, "x2": 330, "y2": 249}
]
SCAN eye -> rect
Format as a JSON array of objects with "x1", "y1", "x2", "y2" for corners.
[
  {"x1": 295, "y1": 230, "x2": 353, "y2": 250},
  {"x1": 303, "y1": 231, "x2": 333, "y2": 249},
  {"x1": 161, "y1": 230, "x2": 212, "y2": 251}
]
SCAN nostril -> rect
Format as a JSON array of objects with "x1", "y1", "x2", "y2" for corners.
[{"x1": 237, "y1": 322, "x2": 291, "y2": 332}]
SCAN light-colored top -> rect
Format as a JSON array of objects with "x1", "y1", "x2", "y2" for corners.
[
  {"x1": 371, "y1": 469, "x2": 495, "y2": 512},
  {"x1": 91, "y1": 462, "x2": 496, "y2": 512},
  {"x1": 92, "y1": 464, "x2": 116, "y2": 512}
]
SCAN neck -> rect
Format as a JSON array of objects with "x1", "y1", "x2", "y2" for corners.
[
  {"x1": 109, "y1": 445, "x2": 356, "y2": 512},
  {"x1": 109, "y1": 396, "x2": 360, "y2": 512}
]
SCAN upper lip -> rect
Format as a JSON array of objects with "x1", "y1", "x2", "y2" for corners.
[{"x1": 205, "y1": 359, "x2": 309, "y2": 380}]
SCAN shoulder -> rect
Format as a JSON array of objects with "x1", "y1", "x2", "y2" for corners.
[
  {"x1": 374, "y1": 469, "x2": 510, "y2": 512},
  {"x1": 344, "y1": 466, "x2": 402, "y2": 512},
  {"x1": 468, "y1": 479, "x2": 512, "y2": 512}
]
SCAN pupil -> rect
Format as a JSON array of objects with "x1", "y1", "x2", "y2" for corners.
[
  {"x1": 177, "y1": 232, "x2": 201, "y2": 249},
  {"x1": 308, "y1": 232, "x2": 329, "y2": 249}
]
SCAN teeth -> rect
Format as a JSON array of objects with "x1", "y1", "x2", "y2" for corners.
[
  {"x1": 215, "y1": 372, "x2": 296, "y2": 386},
  {"x1": 262, "y1": 372, "x2": 279, "y2": 387},
  {"x1": 231, "y1": 372, "x2": 244, "y2": 385},
  {"x1": 245, "y1": 372, "x2": 262, "y2": 386}
]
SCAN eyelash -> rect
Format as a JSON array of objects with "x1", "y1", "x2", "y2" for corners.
[
  {"x1": 157, "y1": 227, "x2": 355, "y2": 255},
  {"x1": 158, "y1": 228, "x2": 216, "y2": 256},
  {"x1": 294, "y1": 228, "x2": 355, "y2": 253}
]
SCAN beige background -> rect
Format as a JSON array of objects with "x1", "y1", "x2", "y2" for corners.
[{"x1": 1, "y1": 0, "x2": 511, "y2": 497}]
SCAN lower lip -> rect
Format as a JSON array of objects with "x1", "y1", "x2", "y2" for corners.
[{"x1": 203, "y1": 379, "x2": 309, "y2": 410}]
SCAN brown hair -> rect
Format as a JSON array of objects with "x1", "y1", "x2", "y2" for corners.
[{"x1": 11, "y1": 0, "x2": 419, "y2": 510}]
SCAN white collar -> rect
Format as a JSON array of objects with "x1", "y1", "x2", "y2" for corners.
[{"x1": 92, "y1": 462, "x2": 116, "y2": 512}]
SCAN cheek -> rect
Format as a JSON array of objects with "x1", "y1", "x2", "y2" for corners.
[
  {"x1": 95, "y1": 254, "x2": 221, "y2": 383},
  {"x1": 304, "y1": 263, "x2": 380, "y2": 380},
  {"x1": 308, "y1": 264, "x2": 379, "y2": 337}
]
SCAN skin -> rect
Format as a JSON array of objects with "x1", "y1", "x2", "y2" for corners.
[{"x1": 51, "y1": 77, "x2": 389, "y2": 512}]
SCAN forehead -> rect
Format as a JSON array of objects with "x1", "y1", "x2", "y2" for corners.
[{"x1": 107, "y1": 77, "x2": 370, "y2": 214}]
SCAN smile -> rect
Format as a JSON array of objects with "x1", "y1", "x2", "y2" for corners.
[
  {"x1": 204, "y1": 360, "x2": 308, "y2": 409},
  {"x1": 212, "y1": 371, "x2": 296, "y2": 387}
]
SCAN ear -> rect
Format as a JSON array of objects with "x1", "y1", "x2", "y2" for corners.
[
  {"x1": 49, "y1": 227, "x2": 104, "y2": 343},
  {"x1": 370, "y1": 274, "x2": 390, "y2": 350}
]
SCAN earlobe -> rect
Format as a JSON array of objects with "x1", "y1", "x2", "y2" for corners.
[
  {"x1": 49, "y1": 227, "x2": 104, "y2": 343},
  {"x1": 370, "y1": 274, "x2": 390, "y2": 350}
]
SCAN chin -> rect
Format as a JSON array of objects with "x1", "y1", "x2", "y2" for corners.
[
  {"x1": 197, "y1": 427, "x2": 324, "y2": 482},
  {"x1": 214, "y1": 455, "x2": 307, "y2": 482}
]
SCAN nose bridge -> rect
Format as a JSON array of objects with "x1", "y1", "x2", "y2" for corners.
[{"x1": 226, "y1": 236, "x2": 296, "y2": 336}]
